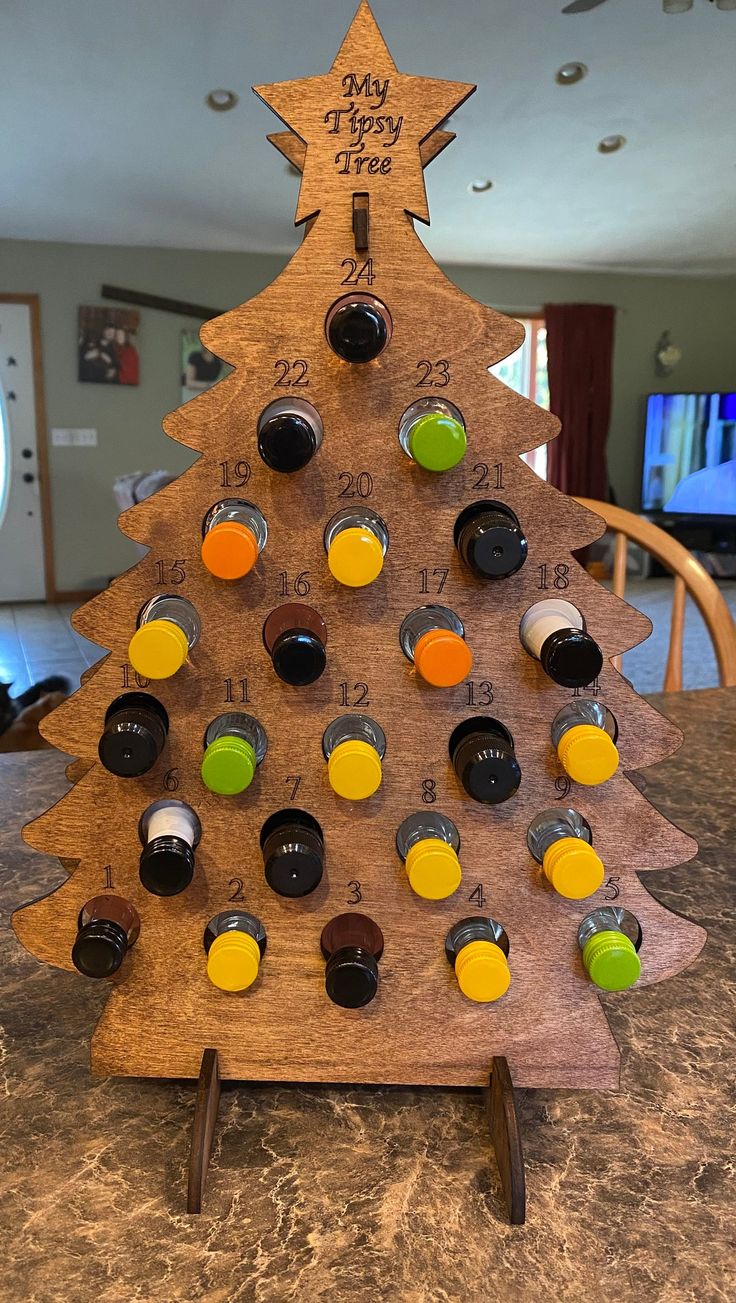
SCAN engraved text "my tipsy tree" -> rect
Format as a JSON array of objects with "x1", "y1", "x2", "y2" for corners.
[{"x1": 324, "y1": 73, "x2": 403, "y2": 175}]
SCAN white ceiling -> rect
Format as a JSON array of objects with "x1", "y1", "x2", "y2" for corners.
[{"x1": 3, "y1": 0, "x2": 736, "y2": 273}]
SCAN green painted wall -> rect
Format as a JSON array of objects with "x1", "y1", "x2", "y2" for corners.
[
  {"x1": 1, "y1": 237, "x2": 734, "y2": 592},
  {"x1": 451, "y1": 262, "x2": 736, "y2": 517}
]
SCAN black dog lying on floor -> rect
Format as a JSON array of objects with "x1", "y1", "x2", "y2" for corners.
[{"x1": 0, "y1": 675, "x2": 70, "y2": 752}]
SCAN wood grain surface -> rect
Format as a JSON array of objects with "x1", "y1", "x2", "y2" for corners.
[
  {"x1": 12, "y1": 2, "x2": 705, "y2": 1089},
  {"x1": 487, "y1": 1057, "x2": 525, "y2": 1225}
]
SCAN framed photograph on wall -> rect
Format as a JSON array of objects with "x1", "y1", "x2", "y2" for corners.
[
  {"x1": 181, "y1": 330, "x2": 228, "y2": 403},
  {"x1": 78, "y1": 306, "x2": 140, "y2": 385}
]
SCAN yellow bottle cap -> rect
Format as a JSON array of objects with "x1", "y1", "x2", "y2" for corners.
[
  {"x1": 543, "y1": 836, "x2": 605, "y2": 900},
  {"x1": 328, "y1": 738, "x2": 382, "y2": 800},
  {"x1": 557, "y1": 724, "x2": 619, "y2": 786},
  {"x1": 455, "y1": 939, "x2": 511, "y2": 1003},
  {"x1": 327, "y1": 526, "x2": 384, "y2": 587},
  {"x1": 207, "y1": 930, "x2": 261, "y2": 992},
  {"x1": 406, "y1": 838, "x2": 462, "y2": 900},
  {"x1": 128, "y1": 619, "x2": 189, "y2": 680}
]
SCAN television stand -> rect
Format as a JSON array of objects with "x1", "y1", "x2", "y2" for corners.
[{"x1": 645, "y1": 516, "x2": 736, "y2": 579}]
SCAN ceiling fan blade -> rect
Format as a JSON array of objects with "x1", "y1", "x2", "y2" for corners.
[{"x1": 562, "y1": 0, "x2": 610, "y2": 12}]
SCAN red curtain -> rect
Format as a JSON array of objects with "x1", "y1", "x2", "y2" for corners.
[{"x1": 544, "y1": 303, "x2": 616, "y2": 499}]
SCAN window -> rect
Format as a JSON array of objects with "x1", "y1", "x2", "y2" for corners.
[{"x1": 490, "y1": 316, "x2": 549, "y2": 480}]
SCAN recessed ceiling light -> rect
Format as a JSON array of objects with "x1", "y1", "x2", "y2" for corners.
[
  {"x1": 598, "y1": 134, "x2": 626, "y2": 154},
  {"x1": 556, "y1": 62, "x2": 588, "y2": 85},
  {"x1": 205, "y1": 89, "x2": 239, "y2": 112},
  {"x1": 468, "y1": 179, "x2": 493, "y2": 194}
]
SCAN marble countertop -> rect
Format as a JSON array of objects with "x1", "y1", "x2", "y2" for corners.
[{"x1": 1, "y1": 687, "x2": 733, "y2": 1302}]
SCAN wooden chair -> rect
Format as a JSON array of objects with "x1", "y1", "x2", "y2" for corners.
[{"x1": 574, "y1": 498, "x2": 736, "y2": 691}]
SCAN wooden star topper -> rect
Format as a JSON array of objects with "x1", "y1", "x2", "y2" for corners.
[{"x1": 253, "y1": 1, "x2": 475, "y2": 225}]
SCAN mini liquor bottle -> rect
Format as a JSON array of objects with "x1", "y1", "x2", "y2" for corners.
[
  {"x1": 325, "y1": 294, "x2": 392, "y2": 363},
  {"x1": 400, "y1": 605, "x2": 473, "y2": 687},
  {"x1": 138, "y1": 798, "x2": 201, "y2": 896},
  {"x1": 320, "y1": 912, "x2": 384, "y2": 1008},
  {"x1": 200, "y1": 712, "x2": 267, "y2": 796},
  {"x1": 260, "y1": 808, "x2": 325, "y2": 897},
  {"x1": 396, "y1": 810, "x2": 462, "y2": 900},
  {"x1": 454, "y1": 500, "x2": 528, "y2": 580},
  {"x1": 262, "y1": 603, "x2": 327, "y2": 686},
  {"x1": 551, "y1": 699, "x2": 619, "y2": 785},
  {"x1": 323, "y1": 714, "x2": 386, "y2": 801},
  {"x1": 204, "y1": 910, "x2": 267, "y2": 992},
  {"x1": 527, "y1": 806, "x2": 605, "y2": 900},
  {"x1": 520, "y1": 598, "x2": 602, "y2": 688},
  {"x1": 449, "y1": 716, "x2": 521, "y2": 805},
  {"x1": 578, "y1": 907, "x2": 642, "y2": 992},
  {"x1": 398, "y1": 398, "x2": 467, "y2": 472},
  {"x1": 98, "y1": 692, "x2": 169, "y2": 777},
  {"x1": 257, "y1": 397, "x2": 324, "y2": 472},
  {"x1": 72, "y1": 895, "x2": 140, "y2": 979},
  {"x1": 200, "y1": 499, "x2": 267, "y2": 580},
  {"x1": 445, "y1": 917, "x2": 511, "y2": 1003},
  {"x1": 128, "y1": 594, "x2": 200, "y2": 681},
  {"x1": 324, "y1": 506, "x2": 389, "y2": 588}
]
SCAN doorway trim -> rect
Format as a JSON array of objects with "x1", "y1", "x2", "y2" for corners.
[{"x1": 1, "y1": 294, "x2": 55, "y2": 601}]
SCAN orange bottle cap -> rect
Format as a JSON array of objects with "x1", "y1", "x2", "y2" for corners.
[
  {"x1": 413, "y1": 628, "x2": 473, "y2": 688},
  {"x1": 201, "y1": 521, "x2": 259, "y2": 580}
]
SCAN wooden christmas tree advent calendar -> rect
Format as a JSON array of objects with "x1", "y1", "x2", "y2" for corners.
[{"x1": 13, "y1": 2, "x2": 705, "y2": 1223}]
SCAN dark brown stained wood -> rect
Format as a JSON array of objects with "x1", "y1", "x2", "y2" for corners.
[
  {"x1": 187, "y1": 1048, "x2": 221, "y2": 1213},
  {"x1": 13, "y1": 1, "x2": 705, "y2": 1090},
  {"x1": 100, "y1": 285, "x2": 224, "y2": 322},
  {"x1": 352, "y1": 193, "x2": 369, "y2": 251},
  {"x1": 487, "y1": 1057, "x2": 525, "y2": 1225}
]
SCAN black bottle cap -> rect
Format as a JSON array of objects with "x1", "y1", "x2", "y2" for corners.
[
  {"x1": 271, "y1": 628, "x2": 327, "y2": 686},
  {"x1": 326, "y1": 300, "x2": 389, "y2": 363},
  {"x1": 99, "y1": 693, "x2": 169, "y2": 777},
  {"x1": 261, "y1": 809, "x2": 325, "y2": 898},
  {"x1": 449, "y1": 717, "x2": 521, "y2": 805},
  {"x1": 258, "y1": 412, "x2": 317, "y2": 473},
  {"x1": 72, "y1": 919, "x2": 128, "y2": 979},
  {"x1": 139, "y1": 835, "x2": 194, "y2": 896},
  {"x1": 454, "y1": 500, "x2": 527, "y2": 581},
  {"x1": 540, "y1": 628, "x2": 603, "y2": 688},
  {"x1": 325, "y1": 946, "x2": 379, "y2": 1008}
]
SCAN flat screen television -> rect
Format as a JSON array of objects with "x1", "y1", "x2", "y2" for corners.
[{"x1": 641, "y1": 392, "x2": 736, "y2": 517}]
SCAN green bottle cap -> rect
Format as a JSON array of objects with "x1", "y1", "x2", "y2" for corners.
[
  {"x1": 408, "y1": 413, "x2": 467, "y2": 472},
  {"x1": 201, "y1": 735, "x2": 257, "y2": 796},
  {"x1": 583, "y1": 930, "x2": 641, "y2": 992}
]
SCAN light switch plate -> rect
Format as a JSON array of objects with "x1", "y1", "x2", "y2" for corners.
[{"x1": 51, "y1": 428, "x2": 98, "y2": 447}]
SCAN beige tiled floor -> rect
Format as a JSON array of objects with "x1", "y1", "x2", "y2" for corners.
[{"x1": 0, "y1": 603, "x2": 102, "y2": 698}]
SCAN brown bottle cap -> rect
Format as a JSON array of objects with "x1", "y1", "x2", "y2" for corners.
[
  {"x1": 79, "y1": 894, "x2": 141, "y2": 943},
  {"x1": 263, "y1": 603, "x2": 327, "y2": 652},
  {"x1": 320, "y1": 912, "x2": 384, "y2": 960}
]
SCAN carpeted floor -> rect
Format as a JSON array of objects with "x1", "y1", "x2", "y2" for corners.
[{"x1": 619, "y1": 578, "x2": 736, "y2": 694}]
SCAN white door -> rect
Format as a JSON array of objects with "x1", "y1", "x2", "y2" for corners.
[{"x1": 0, "y1": 300, "x2": 47, "y2": 600}]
